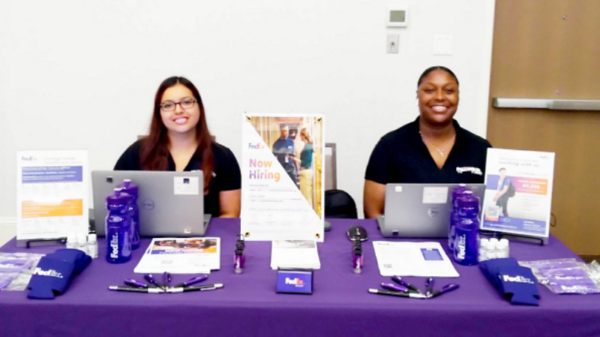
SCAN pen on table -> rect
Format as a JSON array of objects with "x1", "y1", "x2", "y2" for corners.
[
  {"x1": 425, "y1": 277, "x2": 434, "y2": 297},
  {"x1": 381, "y1": 283, "x2": 409, "y2": 293},
  {"x1": 144, "y1": 274, "x2": 162, "y2": 289},
  {"x1": 163, "y1": 272, "x2": 171, "y2": 289},
  {"x1": 429, "y1": 284, "x2": 459, "y2": 298},
  {"x1": 109, "y1": 286, "x2": 165, "y2": 294},
  {"x1": 368, "y1": 289, "x2": 426, "y2": 299},
  {"x1": 392, "y1": 276, "x2": 422, "y2": 294},
  {"x1": 172, "y1": 275, "x2": 209, "y2": 288},
  {"x1": 167, "y1": 283, "x2": 224, "y2": 293},
  {"x1": 124, "y1": 279, "x2": 148, "y2": 288}
]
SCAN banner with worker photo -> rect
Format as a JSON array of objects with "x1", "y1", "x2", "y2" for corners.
[
  {"x1": 241, "y1": 114, "x2": 325, "y2": 241},
  {"x1": 481, "y1": 148, "x2": 555, "y2": 239}
]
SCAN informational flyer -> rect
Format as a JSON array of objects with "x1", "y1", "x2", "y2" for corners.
[
  {"x1": 372, "y1": 241, "x2": 459, "y2": 277},
  {"x1": 481, "y1": 148, "x2": 555, "y2": 239},
  {"x1": 241, "y1": 114, "x2": 325, "y2": 241},
  {"x1": 134, "y1": 238, "x2": 220, "y2": 274},
  {"x1": 16, "y1": 151, "x2": 89, "y2": 241}
]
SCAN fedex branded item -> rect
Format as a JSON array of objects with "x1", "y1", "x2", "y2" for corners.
[
  {"x1": 276, "y1": 270, "x2": 313, "y2": 294},
  {"x1": 480, "y1": 258, "x2": 539, "y2": 306},
  {"x1": 27, "y1": 249, "x2": 91, "y2": 299}
]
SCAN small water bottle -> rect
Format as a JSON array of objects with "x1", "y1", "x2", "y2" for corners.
[
  {"x1": 453, "y1": 193, "x2": 480, "y2": 266},
  {"x1": 118, "y1": 179, "x2": 140, "y2": 250},
  {"x1": 87, "y1": 234, "x2": 98, "y2": 259},
  {"x1": 449, "y1": 185, "x2": 470, "y2": 252},
  {"x1": 66, "y1": 233, "x2": 78, "y2": 249},
  {"x1": 77, "y1": 234, "x2": 88, "y2": 254},
  {"x1": 497, "y1": 238, "x2": 510, "y2": 258},
  {"x1": 479, "y1": 238, "x2": 489, "y2": 262},
  {"x1": 105, "y1": 188, "x2": 132, "y2": 264}
]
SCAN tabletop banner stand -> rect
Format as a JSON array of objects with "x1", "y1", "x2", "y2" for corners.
[
  {"x1": 480, "y1": 148, "x2": 555, "y2": 246},
  {"x1": 16, "y1": 150, "x2": 89, "y2": 248},
  {"x1": 240, "y1": 114, "x2": 325, "y2": 242}
]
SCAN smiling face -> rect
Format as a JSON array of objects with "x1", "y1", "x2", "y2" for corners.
[
  {"x1": 160, "y1": 83, "x2": 200, "y2": 136},
  {"x1": 417, "y1": 69, "x2": 459, "y2": 126}
]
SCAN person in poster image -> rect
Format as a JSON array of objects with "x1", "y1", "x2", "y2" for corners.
[
  {"x1": 290, "y1": 127, "x2": 314, "y2": 206},
  {"x1": 493, "y1": 168, "x2": 511, "y2": 217},
  {"x1": 273, "y1": 124, "x2": 299, "y2": 187}
]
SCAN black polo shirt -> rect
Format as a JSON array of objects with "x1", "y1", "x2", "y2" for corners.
[
  {"x1": 114, "y1": 140, "x2": 241, "y2": 217},
  {"x1": 365, "y1": 117, "x2": 491, "y2": 184}
]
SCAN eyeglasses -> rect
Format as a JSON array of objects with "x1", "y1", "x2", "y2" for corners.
[{"x1": 160, "y1": 98, "x2": 197, "y2": 112}]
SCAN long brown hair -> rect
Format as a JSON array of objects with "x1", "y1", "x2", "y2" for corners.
[{"x1": 140, "y1": 76, "x2": 215, "y2": 190}]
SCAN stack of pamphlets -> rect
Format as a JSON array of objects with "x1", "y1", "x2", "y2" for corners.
[
  {"x1": 270, "y1": 240, "x2": 321, "y2": 270},
  {"x1": 134, "y1": 238, "x2": 220, "y2": 274}
]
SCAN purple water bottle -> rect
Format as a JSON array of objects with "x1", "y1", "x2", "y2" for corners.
[
  {"x1": 105, "y1": 188, "x2": 132, "y2": 264},
  {"x1": 118, "y1": 179, "x2": 140, "y2": 250},
  {"x1": 453, "y1": 193, "x2": 480, "y2": 266},
  {"x1": 448, "y1": 185, "x2": 469, "y2": 252}
]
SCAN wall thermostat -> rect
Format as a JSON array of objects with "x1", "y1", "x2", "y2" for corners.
[{"x1": 387, "y1": 9, "x2": 408, "y2": 27}]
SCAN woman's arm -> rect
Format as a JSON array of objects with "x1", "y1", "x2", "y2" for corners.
[
  {"x1": 219, "y1": 189, "x2": 241, "y2": 217},
  {"x1": 364, "y1": 180, "x2": 386, "y2": 219}
]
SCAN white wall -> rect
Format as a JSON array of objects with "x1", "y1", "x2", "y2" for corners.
[{"x1": 0, "y1": 0, "x2": 495, "y2": 234}]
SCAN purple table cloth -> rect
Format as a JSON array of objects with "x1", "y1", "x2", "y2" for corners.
[{"x1": 1, "y1": 219, "x2": 599, "y2": 337}]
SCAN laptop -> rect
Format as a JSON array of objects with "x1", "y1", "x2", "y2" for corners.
[
  {"x1": 91, "y1": 171, "x2": 211, "y2": 237},
  {"x1": 377, "y1": 183, "x2": 485, "y2": 238}
]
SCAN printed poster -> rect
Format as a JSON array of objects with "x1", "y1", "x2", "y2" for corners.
[
  {"x1": 481, "y1": 148, "x2": 555, "y2": 239},
  {"x1": 16, "y1": 150, "x2": 89, "y2": 240},
  {"x1": 241, "y1": 114, "x2": 325, "y2": 241}
]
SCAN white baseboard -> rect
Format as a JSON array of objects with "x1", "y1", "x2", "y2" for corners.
[{"x1": 0, "y1": 217, "x2": 17, "y2": 247}]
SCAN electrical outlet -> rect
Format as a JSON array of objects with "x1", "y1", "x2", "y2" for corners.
[{"x1": 387, "y1": 34, "x2": 399, "y2": 54}]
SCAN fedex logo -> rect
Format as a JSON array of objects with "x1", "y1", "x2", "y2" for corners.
[
  {"x1": 21, "y1": 156, "x2": 37, "y2": 161},
  {"x1": 34, "y1": 268, "x2": 63, "y2": 278},
  {"x1": 501, "y1": 275, "x2": 534, "y2": 284},
  {"x1": 248, "y1": 143, "x2": 266, "y2": 150},
  {"x1": 285, "y1": 277, "x2": 304, "y2": 286}
]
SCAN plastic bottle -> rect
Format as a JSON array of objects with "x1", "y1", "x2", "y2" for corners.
[
  {"x1": 118, "y1": 179, "x2": 140, "y2": 250},
  {"x1": 479, "y1": 238, "x2": 489, "y2": 262},
  {"x1": 66, "y1": 233, "x2": 78, "y2": 249},
  {"x1": 448, "y1": 185, "x2": 470, "y2": 252},
  {"x1": 105, "y1": 188, "x2": 132, "y2": 264},
  {"x1": 497, "y1": 238, "x2": 510, "y2": 258},
  {"x1": 453, "y1": 193, "x2": 480, "y2": 266},
  {"x1": 77, "y1": 234, "x2": 87, "y2": 254},
  {"x1": 87, "y1": 234, "x2": 98, "y2": 259}
]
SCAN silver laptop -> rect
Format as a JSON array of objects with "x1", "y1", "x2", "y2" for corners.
[
  {"x1": 91, "y1": 171, "x2": 211, "y2": 237},
  {"x1": 377, "y1": 183, "x2": 485, "y2": 238}
]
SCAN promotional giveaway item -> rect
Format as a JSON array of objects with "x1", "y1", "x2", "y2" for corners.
[
  {"x1": 241, "y1": 114, "x2": 325, "y2": 241},
  {"x1": 271, "y1": 240, "x2": 321, "y2": 270},
  {"x1": 373, "y1": 241, "x2": 458, "y2": 277},
  {"x1": 234, "y1": 235, "x2": 245, "y2": 274},
  {"x1": 16, "y1": 150, "x2": 89, "y2": 246},
  {"x1": 134, "y1": 238, "x2": 220, "y2": 274},
  {"x1": 0, "y1": 252, "x2": 44, "y2": 291},
  {"x1": 276, "y1": 270, "x2": 313, "y2": 294},
  {"x1": 453, "y1": 193, "x2": 481, "y2": 266},
  {"x1": 117, "y1": 179, "x2": 140, "y2": 250},
  {"x1": 109, "y1": 274, "x2": 221, "y2": 294},
  {"x1": 448, "y1": 185, "x2": 469, "y2": 251},
  {"x1": 369, "y1": 276, "x2": 459, "y2": 299},
  {"x1": 519, "y1": 258, "x2": 600, "y2": 294},
  {"x1": 481, "y1": 149, "x2": 555, "y2": 242},
  {"x1": 27, "y1": 249, "x2": 91, "y2": 299},
  {"x1": 105, "y1": 188, "x2": 132, "y2": 264},
  {"x1": 347, "y1": 225, "x2": 368, "y2": 273},
  {"x1": 480, "y1": 258, "x2": 540, "y2": 306}
]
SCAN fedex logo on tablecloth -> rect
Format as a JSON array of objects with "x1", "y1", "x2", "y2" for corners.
[
  {"x1": 21, "y1": 156, "x2": 38, "y2": 162},
  {"x1": 34, "y1": 268, "x2": 63, "y2": 278},
  {"x1": 501, "y1": 275, "x2": 535, "y2": 284},
  {"x1": 248, "y1": 143, "x2": 266, "y2": 150},
  {"x1": 285, "y1": 278, "x2": 304, "y2": 286}
]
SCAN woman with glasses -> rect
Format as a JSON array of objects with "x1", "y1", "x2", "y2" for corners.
[{"x1": 114, "y1": 76, "x2": 241, "y2": 217}]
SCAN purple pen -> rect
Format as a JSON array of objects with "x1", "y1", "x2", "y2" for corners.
[
  {"x1": 429, "y1": 284, "x2": 459, "y2": 298},
  {"x1": 425, "y1": 277, "x2": 434, "y2": 297},
  {"x1": 144, "y1": 274, "x2": 161, "y2": 288},
  {"x1": 173, "y1": 275, "x2": 208, "y2": 288},
  {"x1": 124, "y1": 278, "x2": 148, "y2": 288},
  {"x1": 392, "y1": 276, "x2": 422, "y2": 294},
  {"x1": 381, "y1": 283, "x2": 408, "y2": 293},
  {"x1": 163, "y1": 272, "x2": 171, "y2": 288}
]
